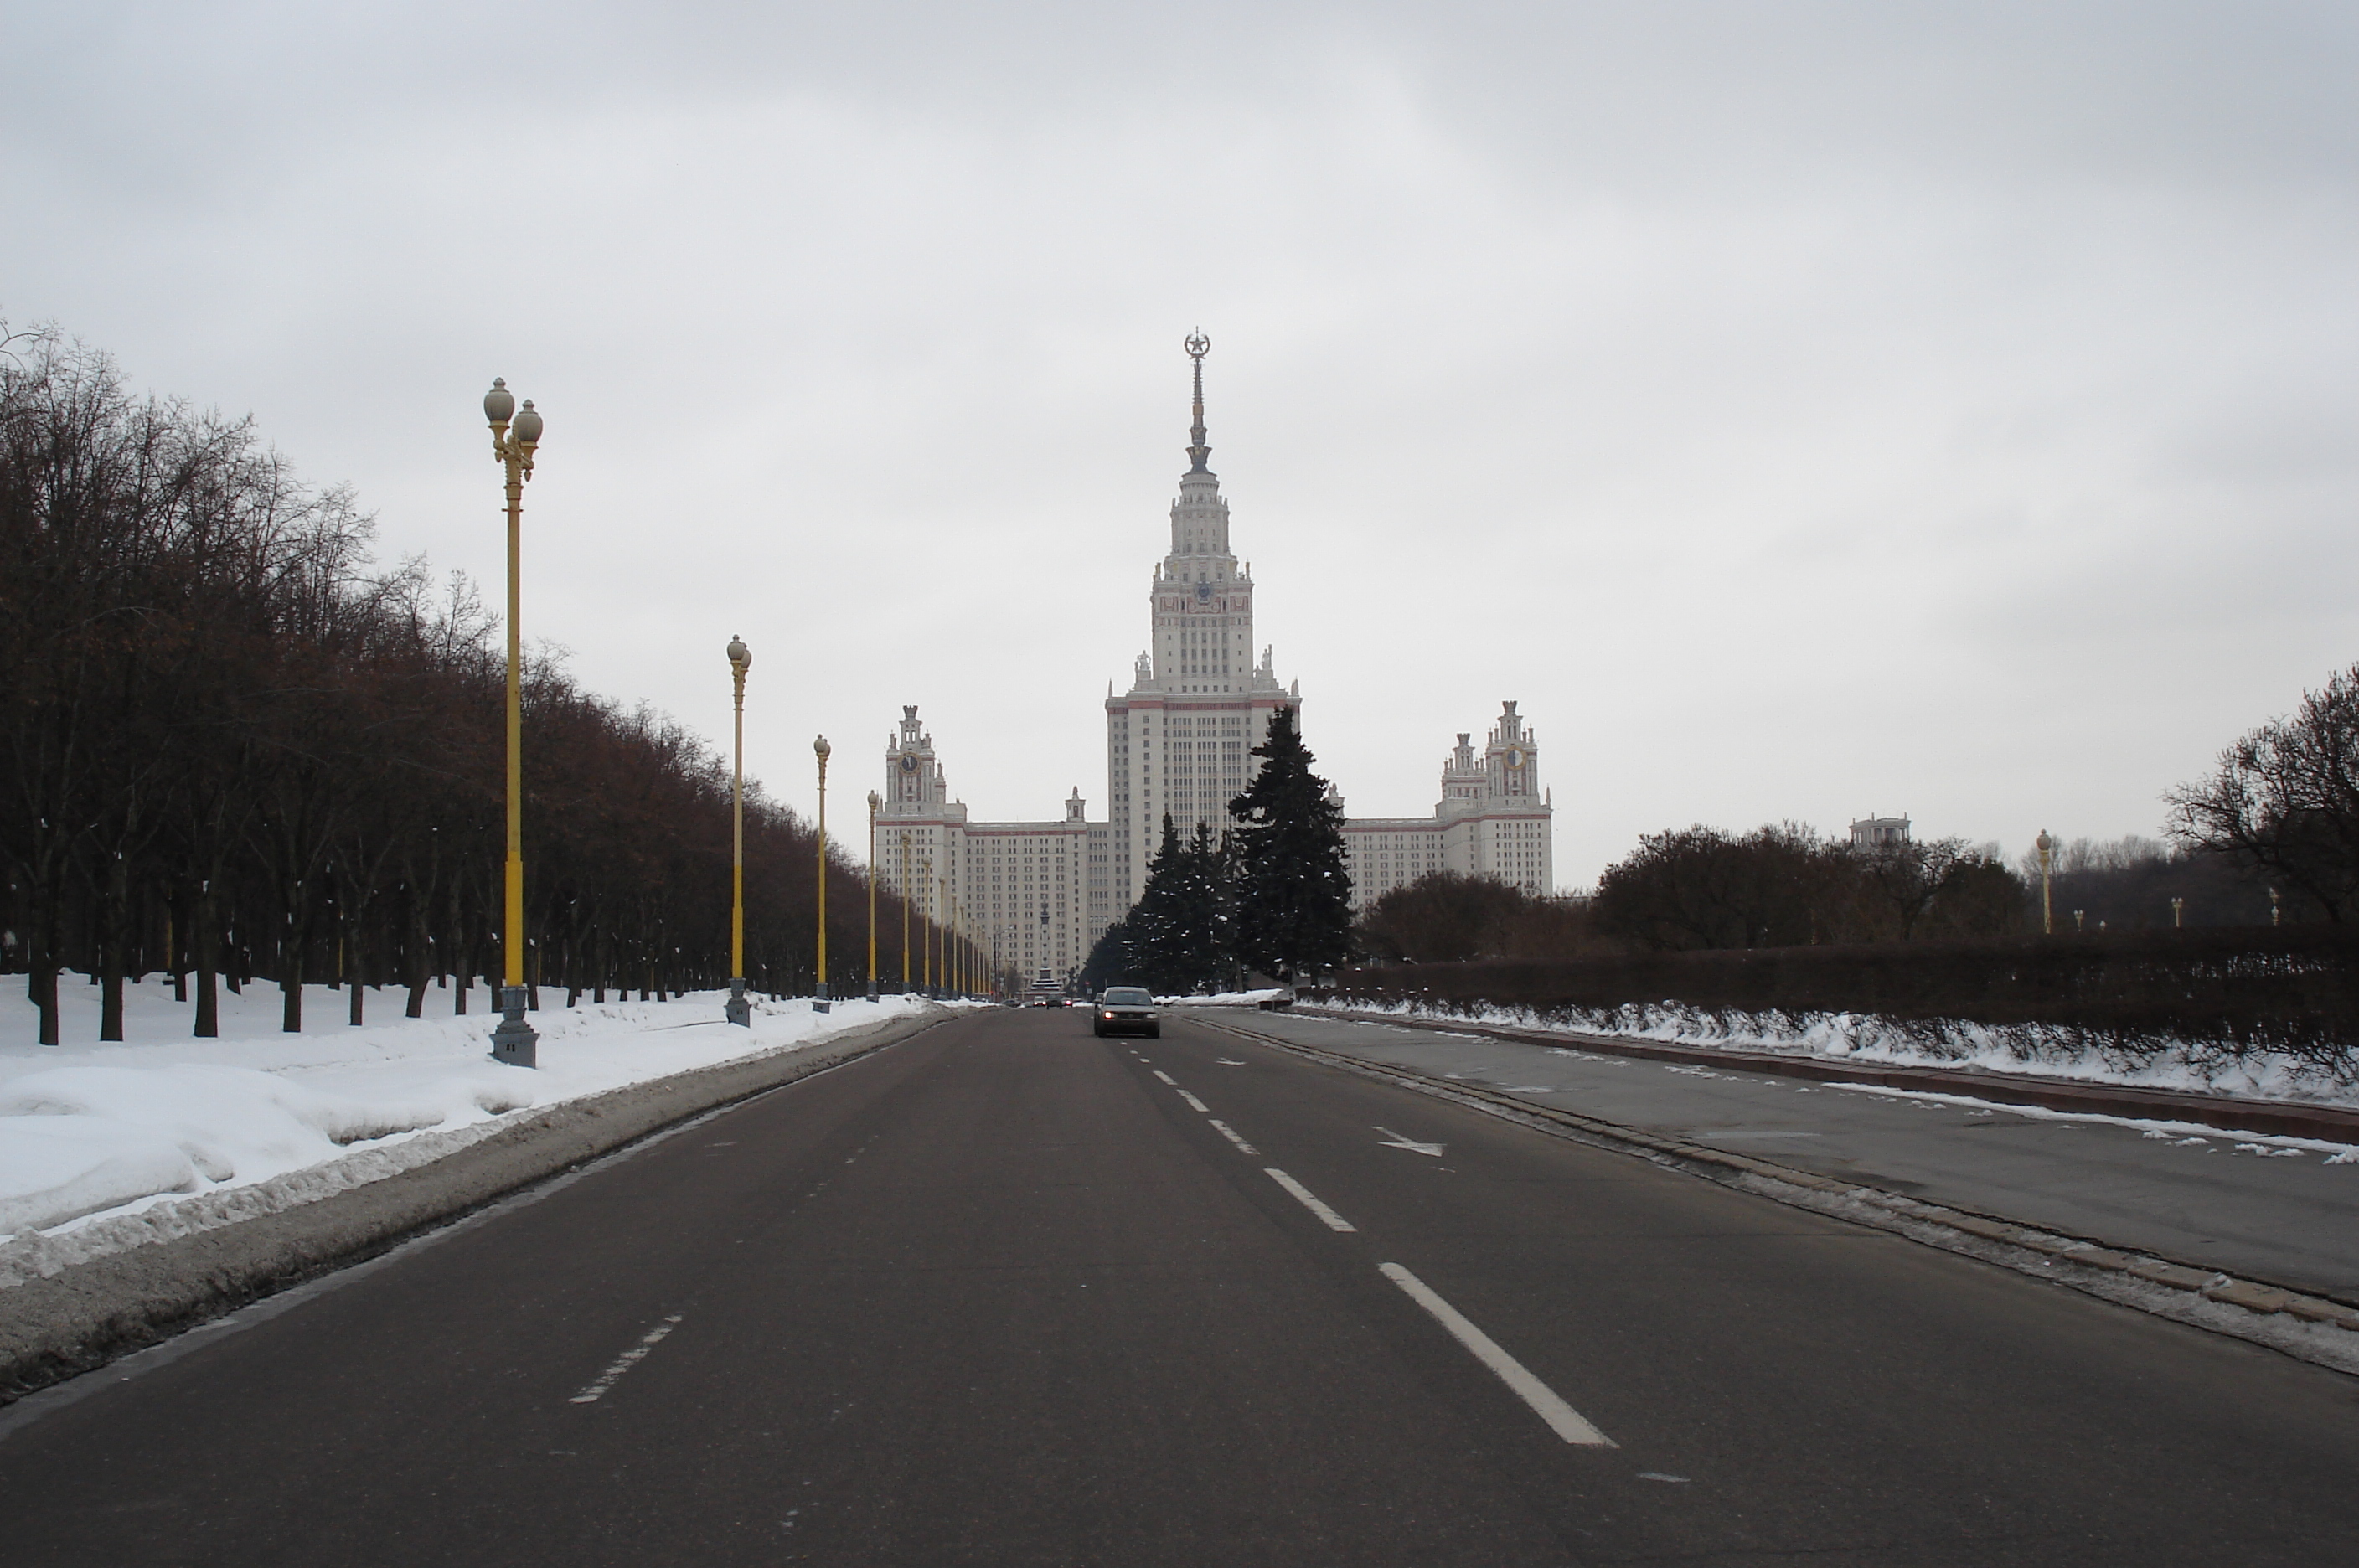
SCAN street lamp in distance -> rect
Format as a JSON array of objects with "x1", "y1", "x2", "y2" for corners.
[
  {"x1": 2034, "y1": 829, "x2": 2054, "y2": 936},
  {"x1": 814, "y1": 735, "x2": 832, "y2": 1014},
  {"x1": 725, "y1": 636, "x2": 752, "y2": 1028},
  {"x1": 866, "y1": 791, "x2": 882, "y2": 1003}
]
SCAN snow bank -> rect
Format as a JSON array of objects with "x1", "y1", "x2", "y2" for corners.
[
  {"x1": 1308, "y1": 998, "x2": 2359, "y2": 1111},
  {"x1": 1155, "y1": 988, "x2": 1291, "y2": 1008},
  {"x1": 0, "y1": 978, "x2": 932, "y2": 1245}
]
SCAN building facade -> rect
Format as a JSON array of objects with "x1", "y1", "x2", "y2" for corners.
[
  {"x1": 870, "y1": 341, "x2": 1554, "y2": 989},
  {"x1": 1337, "y1": 702, "x2": 1555, "y2": 913},
  {"x1": 870, "y1": 705, "x2": 1093, "y2": 989}
]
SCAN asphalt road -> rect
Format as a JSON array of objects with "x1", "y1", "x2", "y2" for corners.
[
  {"x1": 3, "y1": 1006, "x2": 2356, "y2": 1565},
  {"x1": 1220, "y1": 1010, "x2": 2359, "y2": 1299}
]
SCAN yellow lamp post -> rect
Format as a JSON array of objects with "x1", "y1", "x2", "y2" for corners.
[
  {"x1": 899, "y1": 830, "x2": 912, "y2": 992},
  {"x1": 2035, "y1": 828, "x2": 2054, "y2": 936},
  {"x1": 919, "y1": 854, "x2": 933, "y2": 995},
  {"x1": 725, "y1": 637, "x2": 753, "y2": 1027},
  {"x1": 940, "y1": 870, "x2": 952, "y2": 998},
  {"x1": 866, "y1": 791, "x2": 881, "y2": 1003},
  {"x1": 814, "y1": 735, "x2": 832, "y2": 1014},
  {"x1": 483, "y1": 379, "x2": 543, "y2": 1068}
]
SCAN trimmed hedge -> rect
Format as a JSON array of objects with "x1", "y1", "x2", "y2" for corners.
[{"x1": 1309, "y1": 926, "x2": 2359, "y2": 1073}]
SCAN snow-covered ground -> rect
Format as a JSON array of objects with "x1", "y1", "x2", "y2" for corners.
[
  {"x1": 1156, "y1": 988, "x2": 1291, "y2": 1007},
  {"x1": 1308, "y1": 998, "x2": 2359, "y2": 1110},
  {"x1": 0, "y1": 977, "x2": 937, "y2": 1252}
]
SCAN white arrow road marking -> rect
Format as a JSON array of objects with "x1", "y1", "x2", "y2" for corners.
[
  {"x1": 1207, "y1": 1119, "x2": 1259, "y2": 1155},
  {"x1": 1152, "y1": 1070, "x2": 1176, "y2": 1085},
  {"x1": 1264, "y1": 1168, "x2": 1356, "y2": 1231},
  {"x1": 1177, "y1": 1090, "x2": 1210, "y2": 1113},
  {"x1": 570, "y1": 1314, "x2": 684, "y2": 1405},
  {"x1": 1374, "y1": 1127, "x2": 1445, "y2": 1157},
  {"x1": 1379, "y1": 1265, "x2": 1615, "y2": 1447}
]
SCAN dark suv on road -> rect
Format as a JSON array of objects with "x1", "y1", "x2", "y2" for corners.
[{"x1": 1092, "y1": 987, "x2": 1159, "y2": 1039}]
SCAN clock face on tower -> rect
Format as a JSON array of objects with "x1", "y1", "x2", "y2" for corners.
[
  {"x1": 1195, "y1": 581, "x2": 1211, "y2": 601},
  {"x1": 1506, "y1": 749, "x2": 1525, "y2": 769},
  {"x1": 899, "y1": 754, "x2": 919, "y2": 774}
]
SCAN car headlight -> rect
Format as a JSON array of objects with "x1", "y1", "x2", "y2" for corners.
[{"x1": 1100, "y1": 1010, "x2": 1115, "y2": 1019}]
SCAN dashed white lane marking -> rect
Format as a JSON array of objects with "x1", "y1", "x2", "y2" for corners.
[
  {"x1": 1208, "y1": 1119, "x2": 1259, "y2": 1155},
  {"x1": 1152, "y1": 1070, "x2": 1176, "y2": 1085},
  {"x1": 1379, "y1": 1264, "x2": 1615, "y2": 1447},
  {"x1": 1264, "y1": 1168, "x2": 1357, "y2": 1231},
  {"x1": 1177, "y1": 1090, "x2": 1210, "y2": 1113},
  {"x1": 569, "y1": 1314, "x2": 684, "y2": 1405}
]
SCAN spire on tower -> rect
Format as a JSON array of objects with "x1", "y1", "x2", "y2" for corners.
[{"x1": 1184, "y1": 330, "x2": 1211, "y2": 473}]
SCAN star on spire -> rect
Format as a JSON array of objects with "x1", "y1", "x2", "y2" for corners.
[{"x1": 1184, "y1": 330, "x2": 1211, "y2": 473}]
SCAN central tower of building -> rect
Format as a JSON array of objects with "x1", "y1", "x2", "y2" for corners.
[{"x1": 1092, "y1": 336, "x2": 1300, "y2": 946}]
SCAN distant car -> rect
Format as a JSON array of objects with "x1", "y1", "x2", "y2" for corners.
[
  {"x1": 1030, "y1": 993, "x2": 1066, "y2": 1008},
  {"x1": 1092, "y1": 987, "x2": 1159, "y2": 1039}
]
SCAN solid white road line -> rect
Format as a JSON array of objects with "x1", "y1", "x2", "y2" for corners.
[
  {"x1": 1264, "y1": 1168, "x2": 1357, "y2": 1231},
  {"x1": 1379, "y1": 1264, "x2": 1615, "y2": 1447},
  {"x1": 569, "y1": 1314, "x2": 684, "y2": 1405},
  {"x1": 1208, "y1": 1119, "x2": 1259, "y2": 1155},
  {"x1": 1152, "y1": 1070, "x2": 1176, "y2": 1085},
  {"x1": 1178, "y1": 1090, "x2": 1210, "y2": 1113}
]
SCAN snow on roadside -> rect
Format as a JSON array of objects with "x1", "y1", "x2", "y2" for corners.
[
  {"x1": 0, "y1": 978, "x2": 935, "y2": 1272},
  {"x1": 1155, "y1": 988, "x2": 1290, "y2": 1007},
  {"x1": 1303, "y1": 998, "x2": 2359, "y2": 1112}
]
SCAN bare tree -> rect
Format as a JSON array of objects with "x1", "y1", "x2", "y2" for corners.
[{"x1": 2167, "y1": 665, "x2": 2359, "y2": 921}]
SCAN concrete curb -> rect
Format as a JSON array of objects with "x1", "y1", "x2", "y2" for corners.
[
  {"x1": 1202, "y1": 1014, "x2": 2359, "y2": 1379},
  {"x1": 0, "y1": 1008, "x2": 949, "y2": 1406},
  {"x1": 1303, "y1": 1005, "x2": 2359, "y2": 1144}
]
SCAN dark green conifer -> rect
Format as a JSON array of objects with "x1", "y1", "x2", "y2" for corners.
[{"x1": 1227, "y1": 705, "x2": 1355, "y2": 983}]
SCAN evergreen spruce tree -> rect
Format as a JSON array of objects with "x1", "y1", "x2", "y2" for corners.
[
  {"x1": 1227, "y1": 705, "x2": 1355, "y2": 983},
  {"x1": 1122, "y1": 813, "x2": 1242, "y2": 994},
  {"x1": 1079, "y1": 918, "x2": 1135, "y2": 994},
  {"x1": 1167, "y1": 821, "x2": 1236, "y2": 994},
  {"x1": 1123, "y1": 814, "x2": 1189, "y2": 993}
]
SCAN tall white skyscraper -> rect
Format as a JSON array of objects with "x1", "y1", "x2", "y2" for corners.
[{"x1": 1102, "y1": 334, "x2": 1299, "y2": 926}]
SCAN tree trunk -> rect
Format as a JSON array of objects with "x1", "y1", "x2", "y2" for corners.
[
  {"x1": 194, "y1": 885, "x2": 221, "y2": 1038},
  {"x1": 98, "y1": 850, "x2": 132, "y2": 1042},
  {"x1": 281, "y1": 947, "x2": 304, "y2": 1032},
  {"x1": 348, "y1": 923, "x2": 366, "y2": 1026}
]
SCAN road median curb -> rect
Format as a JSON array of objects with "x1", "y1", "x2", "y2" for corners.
[
  {"x1": 0, "y1": 1008, "x2": 949, "y2": 1407},
  {"x1": 1201, "y1": 1014, "x2": 2359, "y2": 1378}
]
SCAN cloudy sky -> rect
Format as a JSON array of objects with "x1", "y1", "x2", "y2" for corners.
[{"x1": 7, "y1": 2, "x2": 2353, "y2": 886}]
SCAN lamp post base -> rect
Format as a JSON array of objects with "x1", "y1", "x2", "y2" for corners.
[
  {"x1": 725, "y1": 977, "x2": 751, "y2": 1028},
  {"x1": 866, "y1": 985, "x2": 879, "y2": 1003},
  {"x1": 813, "y1": 982, "x2": 830, "y2": 1016},
  {"x1": 490, "y1": 987, "x2": 538, "y2": 1068}
]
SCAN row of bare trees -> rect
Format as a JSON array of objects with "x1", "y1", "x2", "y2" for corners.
[{"x1": 2, "y1": 326, "x2": 917, "y2": 1045}]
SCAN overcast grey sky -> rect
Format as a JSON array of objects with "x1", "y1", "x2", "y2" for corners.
[{"x1": 6, "y1": 2, "x2": 2353, "y2": 886}]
